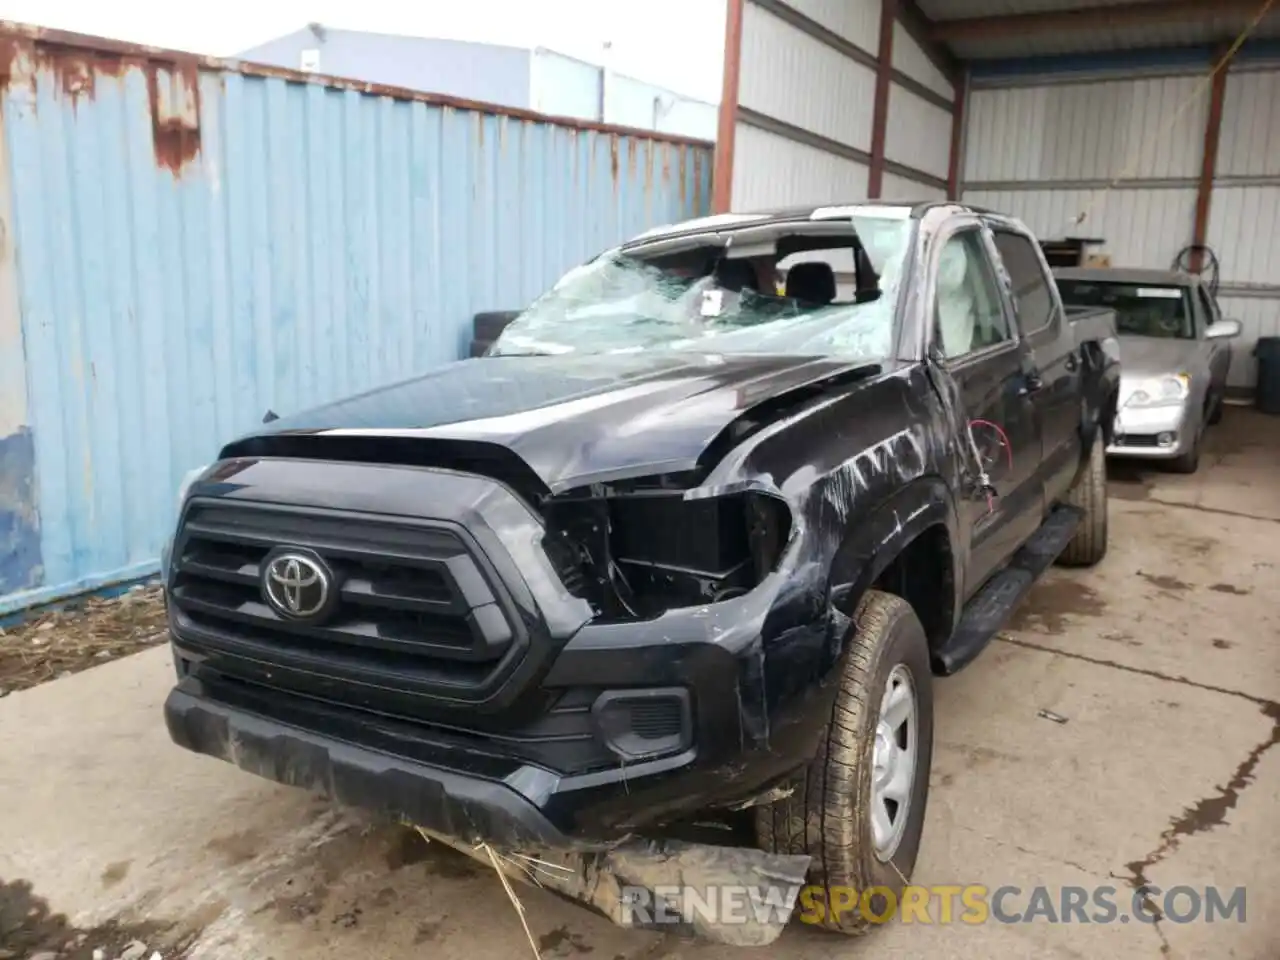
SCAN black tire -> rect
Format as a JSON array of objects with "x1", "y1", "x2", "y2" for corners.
[
  {"x1": 1058, "y1": 435, "x2": 1108, "y2": 566},
  {"x1": 1207, "y1": 391, "x2": 1224, "y2": 426},
  {"x1": 469, "y1": 338, "x2": 492, "y2": 358},
  {"x1": 473, "y1": 310, "x2": 521, "y2": 341},
  {"x1": 756, "y1": 591, "x2": 933, "y2": 935},
  {"x1": 1169, "y1": 439, "x2": 1201, "y2": 474}
]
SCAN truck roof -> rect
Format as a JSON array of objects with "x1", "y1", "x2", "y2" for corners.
[
  {"x1": 624, "y1": 200, "x2": 1002, "y2": 248},
  {"x1": 1055, "y1": 266, "x2": 1197, "y2": 287}
]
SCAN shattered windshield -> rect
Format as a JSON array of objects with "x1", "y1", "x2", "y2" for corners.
[{"x1": 490, "y1": 215, "x2": 915, "y2": 362}]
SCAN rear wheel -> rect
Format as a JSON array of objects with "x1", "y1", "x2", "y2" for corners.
[
  {"x1": 756, "y1": 591, "x2": 933, "y2": 935},
  {"x1": 1058, "y1": 435, "x2": 1108, "y2": 566}
]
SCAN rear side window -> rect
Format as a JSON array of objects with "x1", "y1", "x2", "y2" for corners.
[{"x1": 992, "y1": 231, "x2": 1057, "y2": 334}]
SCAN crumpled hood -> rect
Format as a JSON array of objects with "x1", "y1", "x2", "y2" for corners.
[{"x1": 225, "y1": 352, "x2": 885, "y2": 493}]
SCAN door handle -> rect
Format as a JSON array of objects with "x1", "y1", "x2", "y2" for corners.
[
  {"x1": 1064, "y1": 353, "x2": 1080, "y2": 372},
  {"x1": 1020, "y1": 370, "x2": 1043, "y2": 396}
]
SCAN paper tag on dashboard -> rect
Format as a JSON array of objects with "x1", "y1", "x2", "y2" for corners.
[{"x1": 700, "y1": 289, "x2": 724, "y2": 317}]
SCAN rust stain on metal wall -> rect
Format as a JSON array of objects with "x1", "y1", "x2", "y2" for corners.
[
  {"x1": 692, "y1": 151, "x2": 705, "y2": 213},
  {"x1": 678, "y1": 146, "x2": 689, "y2": 206},
  {"x1": 644, "y1": 139, "x2": 654, "y2": 197},
  {"x1": 144, "y1": 59, "x2": 201, "y2": 176},
  {"x1": 0, "y1": 35, "x2": 201, "y2": 172},
  {"x1": 0, "y1": 39, "x2": 133, "y2": 113},
  {"x1": 610, "y1": 137, "x2": 620, "y2": 196}
]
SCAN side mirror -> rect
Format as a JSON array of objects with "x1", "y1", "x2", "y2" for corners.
[{"x1": 1206, "y1": 318, "x2": 1242, "y2": 340}]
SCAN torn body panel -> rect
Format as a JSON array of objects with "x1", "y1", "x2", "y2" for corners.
[{"x1": 417, "y1": 826, "x2": 812, "y2": 948}]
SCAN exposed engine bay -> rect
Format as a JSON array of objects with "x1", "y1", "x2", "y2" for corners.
[{"x1": 541, "y1": 485, "x2": 793, "y2": 619}]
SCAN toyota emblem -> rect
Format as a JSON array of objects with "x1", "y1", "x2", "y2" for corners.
[{"x1": 262, "y1": 551, "x2": 333, "y2": 620}]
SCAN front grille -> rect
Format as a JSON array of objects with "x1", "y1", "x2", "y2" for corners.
[
  {"x1": 169, "y1": 500, "x2": 526, "y2": 707},
  {"x1": 1115, "y1": 433, "x2": 1161, "y2": 448}
]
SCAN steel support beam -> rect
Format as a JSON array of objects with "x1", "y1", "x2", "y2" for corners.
[
  {"x1": 868, "y1": 0, "x2": 898, "y2": 198},
  {"x1": 898, "y1": 0, "x2": 961, "y2": 86},
  {"x1": 713, "y1": 0, "x2": 746, "y2": 212},
  {"x1": 1192, "y1": 47, "x2": 1235, "y2": 272},
  {"x1": 948, "y1": 68, "x2": 968, "y2": 200}
]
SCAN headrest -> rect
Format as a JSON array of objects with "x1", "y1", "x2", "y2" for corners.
[
  {"x1": 714, "y1": 257, "x2": 759, "y2": 292},
  {"x1": 785, "y1": 261, "x2": 837, "y2": 305}
]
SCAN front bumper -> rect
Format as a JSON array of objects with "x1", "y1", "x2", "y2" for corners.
[
  {"x1": 167, "y1": 588, "x2": 832, "y2": 846},
  {"x1": 164, "y1": 457, "x2": 838, "y2": 844},
  {"x1": 165, "y1": 683, "x2": 570, "y2": 846},
  {"x1": 165, "y1": 684, "x2": 813, "y2": 947},
  {"x1": 1106, "y1": 403, "x2": 1194, "y2": 459}
]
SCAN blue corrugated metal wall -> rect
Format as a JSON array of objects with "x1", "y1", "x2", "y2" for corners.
[{"x1": 0, "y1": 25, "x2": 712, "y2": 615}]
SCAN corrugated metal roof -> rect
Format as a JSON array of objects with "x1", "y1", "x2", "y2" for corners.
[
  {"x1": 918, "y1": 0, "x2": 1280, "y2": 61},
  {"x1": 952, "y1": 16, "x2": 1280, "y2": 61},
  {"x1": 918, "y1": 0, "x2": 1170, "y2": 19}
]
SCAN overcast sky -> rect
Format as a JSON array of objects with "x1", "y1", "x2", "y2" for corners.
[{"x1": 0, "y1": 0, "x2": 727, "y2": 101}]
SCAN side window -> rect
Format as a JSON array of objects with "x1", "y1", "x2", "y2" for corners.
[
  {"x1": 934, "y1": 230, "x2": 1012, "y2": 360},
  {"x1": 992, "y1": 230, "x2": 1057, "y2": 334}
]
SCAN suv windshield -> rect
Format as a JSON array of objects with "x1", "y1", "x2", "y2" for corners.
[
  {"x1": 1057, "y1": 279, "x2": 1193, "y2": 339},
  {"x1": 490, "y1": 215, "x2": 915, "y2": 361}
]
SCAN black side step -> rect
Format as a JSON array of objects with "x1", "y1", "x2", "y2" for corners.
[{"x1": 934, "y1": 504, "x2": 1083, "y2": 676}]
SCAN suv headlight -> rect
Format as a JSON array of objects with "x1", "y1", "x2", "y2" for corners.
[
  {"x1": 1125, "y1": 373, "x2": 1189, "y2": 408},
  {"x1": 164, "y1": 464, "x2": 209, "y2": 583},
  {"x1": 176, "y1": 464, "x2": 210, "y2": 511}
]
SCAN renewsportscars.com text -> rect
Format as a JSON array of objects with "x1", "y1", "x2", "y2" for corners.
[{"x1": 619, "y1": 884, "x2": 1247, "y2": 927}]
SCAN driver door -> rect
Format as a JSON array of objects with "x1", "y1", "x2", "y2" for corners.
[{"x1": 929, "y1": 226, "x2": 1042, "y2": 599}]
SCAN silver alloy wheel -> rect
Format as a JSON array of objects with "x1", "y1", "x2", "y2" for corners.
[{"x1": 870, "y1": 663, "x2": 918, "y2": 861}]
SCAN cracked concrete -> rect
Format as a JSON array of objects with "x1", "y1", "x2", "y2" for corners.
[{"x1": 1, "y1": 409, "x2": 1277, "y2": 959}]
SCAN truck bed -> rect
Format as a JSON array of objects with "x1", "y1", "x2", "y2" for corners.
[{"x1": 1065, "y1": 304, "x2": 1117, "y2": 346}]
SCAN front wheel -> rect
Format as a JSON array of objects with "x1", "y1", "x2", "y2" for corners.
[
  {"x1": 756, "y1": 591, "x2": 934, "y2": 935},
  {"x1": 1169, "y1": 434, "x2": 1202, "y2": 474},
  {"x1": 1207, "y1": 390, "x2": 1224, "y2": 425}
]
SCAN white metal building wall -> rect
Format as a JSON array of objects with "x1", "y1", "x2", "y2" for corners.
[
  {"x1": 962, "y1": 72, "x2": 1208, "y2": 270},
  {"x1": 961, "y1": 63, "x2": 1278, "y2": 391},
  {"x1": 731, "y1": 0, "x2": 879, "y2": 209},
  {"x1": 727, "y1": 0, "x2": 953, "y2": 211},
  {"x1": 884, "y1": 24, "x2": 954, "y2": 197},
  {"x1": 1208, "y1": 63, "x2": 1280, "y2": 389}
]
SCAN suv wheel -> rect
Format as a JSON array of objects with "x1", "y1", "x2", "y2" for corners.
[
  {"x1": 756, "y1": 590, "x2": 933, "y2": 935},
  {"x1": 1058, "y1": 436, "x2": 1109, "y2": 566},
  {"x1": 1207, "y1": 389, "x2": 1224, "y2": 426},
  {"x1": 1169, "y1": 433, "x2": 1202, "y2": 474}
]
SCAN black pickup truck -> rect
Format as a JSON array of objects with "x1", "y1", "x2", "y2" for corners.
[{"x1": 163, "y1": 201, "x2": 1119, "y2": 945}]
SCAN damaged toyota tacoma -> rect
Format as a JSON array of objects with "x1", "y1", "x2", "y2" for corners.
[{"x1": 162, "y1": 201, "x2": 1119, "y2": 946}]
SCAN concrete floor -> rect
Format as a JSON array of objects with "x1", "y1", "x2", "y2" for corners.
[{"x1": 2, "y1": 409, "x2": 1278, "y2": 960}]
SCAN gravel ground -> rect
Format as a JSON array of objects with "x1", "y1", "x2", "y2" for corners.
[{"x1": 0, "y1": 586, "x2": 167, "y2": 698}]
